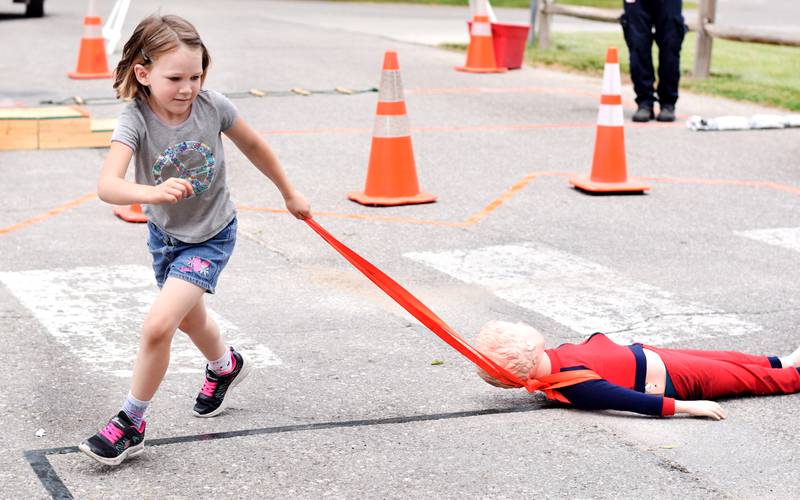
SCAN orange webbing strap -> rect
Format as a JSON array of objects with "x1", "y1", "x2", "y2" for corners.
[
  {"x1": 526, "y1": 370, "x2": 602, "y2": 401},
  {"x1": 305, "y1": 218, "x2": 599, "y2": 393}
]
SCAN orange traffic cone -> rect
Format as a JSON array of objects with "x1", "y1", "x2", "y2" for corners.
[
  {"x1": 68, "y1": 4, "x2": 112, "y2": 80},
  {"x1": 456, "y1": 0, "x2": 507, "y2": 74},
  {"x1": 113, "y1": 204, "x2": 147, "y2": 223},
  {"x1": 570, "y1": 47, "x2": 650, "y2": 194},
  {"x1": 348, "y1": 51, "x2": 437, "y2": 206}
]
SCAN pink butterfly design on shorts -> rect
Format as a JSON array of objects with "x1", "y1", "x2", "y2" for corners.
[{"x1": 179, "y1": 256, "x2": 211, "y2": 277}]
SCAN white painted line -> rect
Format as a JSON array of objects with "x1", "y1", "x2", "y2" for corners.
[
  {"x1": 735, "y1": 227, "x2": 800, "y2": 253},
  {"x1": 405, "y1": 243, "x2": 761, "y2": 345},
  {"x1": 0, "y1": 265, "x2": 281, "y2": 377}
]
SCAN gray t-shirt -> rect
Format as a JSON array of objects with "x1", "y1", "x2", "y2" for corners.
[{"x1": 112, "y1": 89, "x2": 238, "y2": 243}]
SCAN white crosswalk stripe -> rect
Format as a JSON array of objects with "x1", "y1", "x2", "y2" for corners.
[
  {"x1": 735, "y1": 227, "x2": 800, "y2": 253},
  {"x1": 405, "y1": 243, "x2": 761, "y2": 345},
  {"x1": 0, "y1": 265, "x2": 281, "y2": 377}
]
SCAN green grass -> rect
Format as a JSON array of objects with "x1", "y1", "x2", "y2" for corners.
[
  {"x1": 525, "y1": 32, "x2": 800, "y2": 110},
  {"x1": 445, "y1": 32, "x2": 800, "y2": 110}
]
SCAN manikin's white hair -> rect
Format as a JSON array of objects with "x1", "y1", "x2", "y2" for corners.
[{"x1": 473, "y1": 320, "x2": 544, "y2": 388}]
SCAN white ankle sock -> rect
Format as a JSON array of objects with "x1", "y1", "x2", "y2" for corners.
[
  {"x1": 208, "y1": 349, "x2": 233, "y2": 375},
  {"x1": 121, "y1": 392, "x2": 149, "y2": 428}
]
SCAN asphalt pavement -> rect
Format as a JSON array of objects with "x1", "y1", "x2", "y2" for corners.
[{"x1": 1, "y1": 0, "x2": 799, "y2": 498}]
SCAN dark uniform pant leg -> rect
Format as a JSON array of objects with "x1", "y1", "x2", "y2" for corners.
[
  {"x1": 652, "y1": 0, "x2": 687, "y2": 106},
  {"x1": 622, "y1": 0, "x2": 656, "y2": 106},
  {"x1": 621, "y1": 0, "x2": 686, "y2": 107}
]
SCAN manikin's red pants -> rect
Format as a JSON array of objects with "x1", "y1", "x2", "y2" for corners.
[{"x1": 647, "y1": 347, "x2": 800, "y2": 400}]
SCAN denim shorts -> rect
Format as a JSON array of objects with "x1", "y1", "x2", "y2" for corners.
[{"x1": 146, "y1": 217, "x2": 237, "y2": 294}]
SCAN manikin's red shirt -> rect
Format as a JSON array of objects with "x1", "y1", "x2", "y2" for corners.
[
  {"x1": 547, "y1": 333, "x2": 637, "y2": 387},
  {"x1": 545, "y1": 333, "x2": 676, "y2": 416}
]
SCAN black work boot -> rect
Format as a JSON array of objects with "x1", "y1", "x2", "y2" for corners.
[
  {"x1": 632, "y1": 103, "x2": 655, "y2": 122},
  {"x1": 657, "y1": 103, "x2": 676, "y2": 122}
]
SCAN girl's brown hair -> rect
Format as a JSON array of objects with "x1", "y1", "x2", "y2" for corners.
[{"x1": 113, "y1": 15, "x2": 211, "y2": 99}]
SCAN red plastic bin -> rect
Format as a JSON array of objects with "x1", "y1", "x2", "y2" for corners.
[{"x1": 467, "y1": 21, "x2": 530, "y2": 70}]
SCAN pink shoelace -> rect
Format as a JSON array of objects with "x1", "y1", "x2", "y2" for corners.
[
  {"x1": 201, "y1": 379, "x2": 218, "y2": 397},
  {"x1": 100, "y1": 421, "x2": 124, "y2": 444}
]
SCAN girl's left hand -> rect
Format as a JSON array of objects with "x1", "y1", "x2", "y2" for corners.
[{"x1": 285, "y1": 190, "x2": 311, "y2": 220}]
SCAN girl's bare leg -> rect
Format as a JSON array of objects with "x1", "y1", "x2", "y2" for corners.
[
  {"x1": 130, "y1": 278, "x2": 206, "y2": 401},
  {"x1": 178, "y1": 296, "x2": 226, "y2": 361}
]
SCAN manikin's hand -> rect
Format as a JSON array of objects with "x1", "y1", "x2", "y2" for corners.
[
  {"x1": 675, "y1": 400, "x2": 726, "y2": 420},
  {"x1": 285, "y1": 190, "x2": 311, "y2": 220},
  {"x1": 148, "y1": 178, "x2": 194, "y2": 204}
]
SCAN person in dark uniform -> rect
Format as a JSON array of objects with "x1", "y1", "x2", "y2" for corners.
[{"x1": 620, "y1": 0, "x2": 687, "y2": 122}]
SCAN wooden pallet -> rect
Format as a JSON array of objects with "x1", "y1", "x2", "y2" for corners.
[{"x1": 0, "y1": 106, "x2": 115, "y2": 150}]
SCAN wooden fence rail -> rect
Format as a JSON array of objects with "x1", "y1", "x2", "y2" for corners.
[{"x1": 534, "y1": 0, "x2": 800, "y2": 79}]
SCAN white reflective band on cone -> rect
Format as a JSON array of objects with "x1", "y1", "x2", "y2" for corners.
[
  {"x1": 378, "y1": 71, "x2": 404, "y2": 102},
  {"x1": 373, "y1": 115, "x2": 411, "y2": 138},
  {"x1": 597, "y1": 104, "x2": 625, "y2": 126},
  {"x1": 471, "y1": 22, "x2": 492, "y2": 37},
  {"x1": 601, "y1": 63, "x2": 622, "y2": 96},
  {"x1": 86, "y1": 25, "x2": 103, "y2": 38}
]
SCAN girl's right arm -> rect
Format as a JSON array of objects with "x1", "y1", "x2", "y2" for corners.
[{"x1": 97, "y1": 142, "x2": 193, "y2": 205}]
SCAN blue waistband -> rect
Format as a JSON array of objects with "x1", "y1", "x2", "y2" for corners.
[
  {"x1": 628, "y1": 344, "x2": 647, "y2": 393},
  {"x1": 629, "y1": 344, "x2": 679, "y2": 397}
]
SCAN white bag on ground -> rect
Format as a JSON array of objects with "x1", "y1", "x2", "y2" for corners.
[
  {"x1": 687, "y1": 115, "x2": 750, "y2": 131},
  {"x1": 687, "y1": 114, "x2": 800, "y2": 131},
  {"x1": 749, "y1": 114, "x2": 786, "y2": 129}
]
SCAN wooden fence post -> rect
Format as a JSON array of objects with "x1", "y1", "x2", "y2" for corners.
[
  {"x1": 693, "y1": 0, "x2": 718, "y2": 78},
  {"x1": 537, "y1": 0, "x2": 552, "y2": 50},
  {"x1": 528, "y1": 0, "x2": 538, "y2": 45}
]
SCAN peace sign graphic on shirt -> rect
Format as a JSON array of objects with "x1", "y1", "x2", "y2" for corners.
[{"x1": 152, "y1": 141, "x2": 216, "y2": 196}]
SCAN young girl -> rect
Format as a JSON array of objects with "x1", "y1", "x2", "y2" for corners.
[
  {"x1": 79, "y1": 15, "x2": 310, "y2": 466},
  {"x1": 474, "y1": 321, "x2": 800, "y2": 420}
]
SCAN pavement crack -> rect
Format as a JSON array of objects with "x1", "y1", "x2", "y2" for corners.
[
  {"x1": 605, "y1": 308, "x2": 800, "y2": 335},
  {"x1": 0, "y1": 311, "x2": 26, "y2": 320},
  {"x1": 238, "y1": 228, "x2": 292, "y2": 262},
  {"x1": 593, "y1": 422, "x2": 733, "y2": 498}
]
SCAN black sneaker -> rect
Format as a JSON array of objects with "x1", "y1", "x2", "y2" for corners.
[
  {"x1": 78, "y1": 411, "x2": 146, "y2": 466},
  {"x1": 193, "y1": 347, "x2": 251, "y2": 418},
  {"x1": 657, "y1": 104, "x2": 676, "y2": 122},
  {"x1": 632, "y1": 103, "x2": 655, "y2": 122}
]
